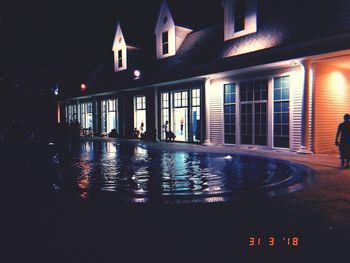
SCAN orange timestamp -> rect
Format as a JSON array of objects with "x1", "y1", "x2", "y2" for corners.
[{"x1": 249, "y1": 236, "x2": 299, "y2": 247}]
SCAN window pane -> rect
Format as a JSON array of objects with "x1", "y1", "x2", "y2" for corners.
[
  {"x1": 234, "y1": 1, "x2": 245, "y2": 32},
  {"x1": 162, "y1": 31, "x2": 169, "y2": 55},
  {"x1": 273, "y1": 76, "x2": 290, "y2": 148},
  {"x1": 274, "y1": 89, "x2": 281, "y2": 100},
  {"x1": 224, "y1": 83, "x2": 236, "y2": 144}
]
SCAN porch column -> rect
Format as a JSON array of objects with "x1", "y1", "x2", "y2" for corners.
[
  {"x1": 57, "y1": 102, "x2": 61, "y2": 123},
  {"x1": 298, "y1": 60, "x2": 313, "y2": 154},
  {"x1": 203, "y1": 77, "x2": 212, "y2": 145}
]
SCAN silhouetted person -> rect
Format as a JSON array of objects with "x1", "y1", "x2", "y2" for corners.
[
  {"x1": 335, "y1": 114, "x2": 350, "y2": 168},
  {"x1": 109, "y1": 128, "x2": 117, "y2": 138},
  {"x1": 133, "y1": 127, "x2": 140, "y2": 139},
  {"x1": 140, "y1": 121, "x2": 144, "y2": 135},
  {"x1": 72, "y1": 119, "x2": 80, "y2": 141},
  {"x1": 162, "y1": 120, "x2": 169, "y2": 142}
]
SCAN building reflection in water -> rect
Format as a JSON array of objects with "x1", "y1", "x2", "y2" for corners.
[{"x1": 57, "y1": 141, "x2": 312, "y2": 202}]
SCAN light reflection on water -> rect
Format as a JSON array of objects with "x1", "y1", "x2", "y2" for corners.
[{"x1": 56, "y1": 141, "x2": 314, "y2": 202}]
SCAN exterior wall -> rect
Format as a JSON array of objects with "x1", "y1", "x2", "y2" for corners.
[
  {"x1": 209, "y1": 79, "x2": 224, "y2": 145},
  {"x1": 290, "y1": 68, "x2": 304, "y2": 151},
  {"x1": 314, "y1": 63, "x2": 350, "y2": 154}
]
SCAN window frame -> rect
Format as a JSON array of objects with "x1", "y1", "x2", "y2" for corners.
[{"x1": 162, "y1": 31, "x2": 169, "y2": 55}]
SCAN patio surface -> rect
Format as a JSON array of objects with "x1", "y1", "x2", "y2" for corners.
[{"x1": 81, "y1": 137, "x2": 350, "y2": 258}]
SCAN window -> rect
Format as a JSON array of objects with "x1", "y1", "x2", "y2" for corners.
[
  {"x1": 161, "y1": 93, "x2": 169, "y2": 140},
  {"x1": 223, "y1": 0, "x2": 257, "y2": 41},
  {"x1": 191, "y1": 89, "x2": 201, "y2": 142},
  {"x1": 162, "y1": 31, "x2": 169, "y2": 55},
  {"x1": 240, "y1": 80, "x2": 268, "y2": 146},
  {"x1": 136, "y1": 96, "x2": 146, "y2": 110},
  {"x1": 108, "y1": 100, "x2": 116, "y2": 112},
  {"x1": 101, "y1": 101, "x2": 107, "y2": 133},
  {"x1": 118, "y1": 49, "x2": 123, "y2": 68},
  {"x1": 134, "y1": 96, "x2": 146, "y2": 136},
  {"x1": 273, "y1": 76, "x2": 290, "y2": 148},
  {"x1": 67, "y1": 104, "x2": 77, "y2": 123},
  {"x1": 224, "y1": 84, "x2": 236, "y2": 144},
  {"x1": 174, "y1": 91, "x2": 187, "y2": 107},
  {"x1": 234, "y1": 1, "x2": 245, "y2": 32},
  {"x1": 108, "y1": 99, "x2": 117, "y2": 134}
]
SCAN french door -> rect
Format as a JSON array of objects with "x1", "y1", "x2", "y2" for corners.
[{"x1": 240, "y1": 80, "x2": 268, "y2": 146}]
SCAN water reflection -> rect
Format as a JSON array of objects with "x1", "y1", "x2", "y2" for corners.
[{"x1": 56, "y1": 141, "x2": 314, "y2": 202}]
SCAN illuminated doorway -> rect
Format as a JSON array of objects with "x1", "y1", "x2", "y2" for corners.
[
  {"x1": 172, "y1": 91, "x2": 188, "y2": 142},
  {"x1": 79, "y1": 102, "x2": 93, "y2": 130},
  {"x1": 134, "y1": 96, "x2": 146, "y2": 137},
  {"x1": 160, "y1": 88, "x2": 201, "y2": 143},
  {"x1": 101, "y1": 99, "x2": 118, "y2": 135}
]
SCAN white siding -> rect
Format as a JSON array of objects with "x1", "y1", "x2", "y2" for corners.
[
  {"x1": 209, "y1": 82, "x2": 224, "y2": 145},
  {"x1": 291, "y1": 71, "x2": 303, "y2": 151},
  {"x1": 313, "y1": 63, "x2": 350, "y2": 154}
]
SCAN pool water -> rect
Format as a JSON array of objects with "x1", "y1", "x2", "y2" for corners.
[{"x1": 52, "y1": 141, "x2": 315, "y2": 203}]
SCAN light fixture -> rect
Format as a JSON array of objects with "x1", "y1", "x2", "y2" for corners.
[
  {"x1": 224, "y1": 155, "x2": 233, "y2": 159},
  {"x1": 52, "y1": 83, "x2": 59, "y2": 96},
  {"x1": 133, "y1": 70, "x2": 141, "y2": 80},
  {"x1": 80, "y1": 83, "x2": 87, "y2": 91}
]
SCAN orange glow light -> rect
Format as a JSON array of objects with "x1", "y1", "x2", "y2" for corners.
[{"x1": 80, "y1": 83, "x2": 87, "y2": 91}]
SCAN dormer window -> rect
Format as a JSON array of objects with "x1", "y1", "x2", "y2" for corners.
[
  {"x1": 222, "y1": 0, "x2": 257, "y2": 41},
  {"x1": 118, "y1": 49, "x2": 123, "y2": 68},
  {"x1": 234, "y1": 1, "x2": 245, "y2": 32},
  {"x1": 162, "y1": 31, "x2": 169, "y2": 55},
  {"x1": 154, "y1": 0, "x2": 192, "y2": 60},
  {"x1": 112, "y1": 22, "x2": 127, "y2": 72}
]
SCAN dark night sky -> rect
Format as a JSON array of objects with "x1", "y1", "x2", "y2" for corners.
[{"x1": 1, "y1": 0, "x2": 223, "y2": 92}]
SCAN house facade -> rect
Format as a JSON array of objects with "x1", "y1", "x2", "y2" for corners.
[{"x1": 61, "y1": 0, "x2": 350, "y2": 154}]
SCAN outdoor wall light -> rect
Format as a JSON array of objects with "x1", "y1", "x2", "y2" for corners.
[
  {"x1": 224, "y1": 155, "x2": 233, "y2": 159},
  {"x1": 133, "y1": 70, "x2": 141, "y2": 79},
  {"x1": 52, "y1": 83, "x2": 59, "y2": 96},
  {"x1": 80, "y1": 83, "x2": 87, "y2": 91}
]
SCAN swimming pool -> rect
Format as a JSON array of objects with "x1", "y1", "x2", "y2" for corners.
[{"x1": 52, "y1": 140, "x2": 315, "y2": 203}]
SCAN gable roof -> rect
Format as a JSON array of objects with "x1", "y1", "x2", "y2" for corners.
[
  {"x1": 154, "y1": 0, "x2": 175, "y2": 33},
  {"x1": 112, "y1": 22, "x2": 126, "y2": 51},
  {"x1": 62, "y1": 0, "x2": 350, "y2": 100}
]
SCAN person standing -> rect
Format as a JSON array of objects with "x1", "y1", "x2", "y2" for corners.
[
  {"x1": 180, "y1": 118, "x2": 184, "y2": 135},
  {"x1": 140, "y1": 121, "x2": 144, "y2": 134},
  {"x1": 335, "y1": 114, "x2": 350, "y2": 168}
]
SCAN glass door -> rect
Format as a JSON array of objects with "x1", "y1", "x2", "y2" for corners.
[
  {"x1": 240, "y1": 80, "x2": 268, "y2": 146},
  {"x1": 172, "y1": 91, "x2": 188, "y2": 142},
  {"x1": 107, "y1": 99, "x2": 117, "y2": 134}
]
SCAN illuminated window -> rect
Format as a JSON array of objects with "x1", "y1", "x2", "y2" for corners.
[
  {"x1": 191, "y1": 89, "x2": 201, "y2": 142},
  {"x1": 136, "y1": 96, "x2": 146, "y2": 110},
  {"x1": 67, "y1": 104, "x2": 78, "y2": 123},
  {"x1": 118, "y1": 49, "x2": 123, "y2": 68},
  {"x1": 224, "y1": 84, "x2": 236, "y2": 144},
  {"x1": 108, "y1": 100, "x2": 116, "y2": 112},
  {"x1": 174, "y1": 91, "x2": 187, "y2": 107},
  {"x1": 161, "y1": 92, "x2": 169, "y2": 140},
  {"x1": 134, "y1": 96, "x2": 146, "y2": 135},
  {"x1": 273, "y1": 76, "x2": 290, "y2": 148},
  {"x1": 234, "y1": 1, "x2": 245, "y2": 32},
  {"x1": 101, "y1": 101, "x2": 107, "y2": 133},
  {"x1": 162, "y1": 31, "x2": 169, "y2": 55}
]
